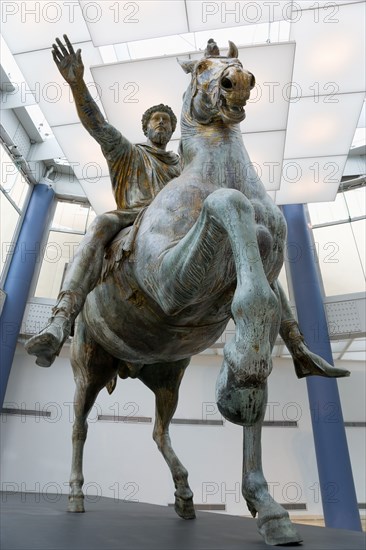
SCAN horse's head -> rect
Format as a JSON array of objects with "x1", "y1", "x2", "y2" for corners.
[{"x1": 179, "y1": 39, "x2": 255, "y2": 126}]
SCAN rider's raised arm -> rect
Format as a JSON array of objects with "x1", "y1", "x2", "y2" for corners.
[{"x1": 52, "y1": 35, "x2": 127, "y2": 153}]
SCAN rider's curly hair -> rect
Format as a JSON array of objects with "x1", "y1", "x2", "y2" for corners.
[{"x1": 141, "y1": 104, "x2": 177, "y2": 136}]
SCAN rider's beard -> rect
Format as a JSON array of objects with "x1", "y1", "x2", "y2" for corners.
[{"x1": 147, "y1": 127, "x2": 171, "y2": 146}]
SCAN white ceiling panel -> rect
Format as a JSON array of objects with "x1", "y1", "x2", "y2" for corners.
[
  {"x1": 193, "y1": 20, "x2": 291, "y2": 51},
  {"x1": 193, "y1": 24, "x2": 268, "y2": 51},
  {"x1": 294, "y1": 1, "x2": 364, "y2": 11},
  {"x1": 186, "y1": 0, "x2": 290, "y2": 32},
  {"x1": 52, "y1": 123, "x2": 109, "y2": 181},
  {"x1": 284, "y1": 93, "x2": 365, "y2": 159},
  {"x1": 80, "y1": 0, "x2": 188, "y2": 47},
  {"x1": 91, "y1": 55, "x2": 190, "y2": 142},
  {"x1": 290, "y1": 2, "x2": 366, "y2": 97},
  {"x1": 239, "y1": 43, "x2": 295, "y2": 133},
  {"x1": 275, "y1": 155, "x2": 348, "y2": 205},
  {"x1": 0, "y1": 0, "x2": 90, "y2": 54},
  {"x1": 127, "y1": 34, "x2": 196, "y2": 59},
  {"x1": 78, "y1": 176, "x2": 116, "y2": 215},
  {"x1": 243, "y1": 130, "x2": 286, "y2": 191},
  {"x1": 14, "y1": 42, "x2": 103, "y2": 127}
]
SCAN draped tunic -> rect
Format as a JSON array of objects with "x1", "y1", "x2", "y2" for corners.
[{"x1": 98, "y1": 125, "x2": 181, "y2": 210}]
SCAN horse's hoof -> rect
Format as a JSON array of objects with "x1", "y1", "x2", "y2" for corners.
[
  {"x1": 258, "y1": 517, "x2": 302, "y2": 546},
  {"x1": 174, "y1": 496, "x2": 196, "y2": 519},
  {"x1": 68, "y1": 496, "x2": 85, "y2": 513}
]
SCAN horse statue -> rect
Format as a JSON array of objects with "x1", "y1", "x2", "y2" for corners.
[{"x1": 65, "y1": 40, "x2": 345, "y2": 546}]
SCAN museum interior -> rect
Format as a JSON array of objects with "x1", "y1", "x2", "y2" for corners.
[{"x1": 0, "y1": 1, "x2": 365, "y2": 548}]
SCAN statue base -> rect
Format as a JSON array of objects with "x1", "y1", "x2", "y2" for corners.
[{"x1": 1, "y1": 491, "x2": 364, "y2": 549}]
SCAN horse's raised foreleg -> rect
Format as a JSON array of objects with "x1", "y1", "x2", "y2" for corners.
[
  {"x1": 138, "y1": 359, "x2": 195, "y2": 520},
  {"x1": 204, "y1": 190, "x2": 279, "y2": 423},
  {"x1": 241, "y1": 383, "x2": 302, "y2": 545},
  {"x1": 68, "y1": 315, "x2": 118, "y2": 512},
  {"x1": 151, "y1": 189, "x2": 278, "y2": 416},
  {"x1": 149, "y1": 189, "x2": 276, "y2": 322}
]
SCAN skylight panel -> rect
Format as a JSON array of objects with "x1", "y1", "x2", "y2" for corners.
[
  {"x1": 1, "y1": 0, "x2": 90, "y2": 54},
  {"x1": 80, "y1": 0, "x2": 188, "y2": 47},
  {"x1": 290, "y1": 2, "x2": 365, "y2": 96},
  {"x1": 127, "y1": 34, "x2": 196, "y2": 59},
  {"x1": 99, "y1": 45, "x2": 118, "y2": 64},
  {"x1": 186, "y1": 0, "x2": 289, "y2": 33},
  {"x1": 284, "y1": 94, "x2": 365, "y2": 159},
  {"x1": 276, "y1": 155, "x2": 348, "y2": 205}
]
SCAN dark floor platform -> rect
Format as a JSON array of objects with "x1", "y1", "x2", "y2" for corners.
[{"x1": 1, "y1": 492, "x2": 365, "y2": 550}]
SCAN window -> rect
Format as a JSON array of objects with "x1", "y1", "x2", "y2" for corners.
[
  {"x1": 34, "y1": 201, "x2": 96, "y2": 299},
  {"x1": 308, "y1": 186, "x2": 366, "y2": 296},
  {"x1": 0, "y1": 144, "x2": 31, "y2": 282}
]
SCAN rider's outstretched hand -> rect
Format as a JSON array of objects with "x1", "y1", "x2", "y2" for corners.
[{"x1": 52, "y1": 34, "x2": 84, "y2": 86}]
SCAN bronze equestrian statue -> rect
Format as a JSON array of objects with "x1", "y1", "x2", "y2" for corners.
[{"x1": 26, "y1": 36, "x2": 349, "y2": 546}]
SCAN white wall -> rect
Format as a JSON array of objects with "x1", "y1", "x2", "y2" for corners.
[{"x1": 1, "y1": 344, "x2": 365, "y2": 519}]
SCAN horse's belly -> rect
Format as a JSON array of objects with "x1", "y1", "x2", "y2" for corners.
[{"x1": 83, "y1": 280, "x2": 229, "y2": 363}]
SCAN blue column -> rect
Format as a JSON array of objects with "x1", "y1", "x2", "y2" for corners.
[
  {"x1": 0, "y1": 183, "x2": 54, "y2": 407},
  {"x1": 282, "y1": 203, "x2": 361, "y2": 531}
]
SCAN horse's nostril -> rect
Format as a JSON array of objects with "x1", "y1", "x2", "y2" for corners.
[{"x1": 221, "y1": 77, "x2": 233, "y2": 89}]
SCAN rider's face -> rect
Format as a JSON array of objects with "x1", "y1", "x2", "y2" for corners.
[{"x1": 147, "y1": 112, "x2": 173, "y2": 146}]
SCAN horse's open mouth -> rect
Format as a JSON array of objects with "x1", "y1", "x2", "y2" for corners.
[{"x1": 219, "y1": 96, "x2": 246, "y2": 122}]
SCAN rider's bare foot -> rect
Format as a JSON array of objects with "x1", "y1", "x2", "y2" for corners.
[{"x1": 25, "y1": 316, "x2": 72, "y2": 367}]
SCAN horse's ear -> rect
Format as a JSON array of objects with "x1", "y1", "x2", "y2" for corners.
[
  {"x1": 227, "y1": 41, "x2": 239, "y2": 59},
  {"x1": 177, "y1": 59, "x2": 196, "y2": 74}
]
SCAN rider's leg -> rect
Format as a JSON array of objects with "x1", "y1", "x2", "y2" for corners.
[
  {"x1": 25, "y1": 210, "x2": 138, "y2": 367},
  {"x1": 276, "y1": 281, "x2": 349, "y2": 378}
]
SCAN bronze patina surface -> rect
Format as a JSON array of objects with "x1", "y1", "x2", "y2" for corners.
[{"x1": 25, "y1": 37, "x2": 349, "y2": 546}]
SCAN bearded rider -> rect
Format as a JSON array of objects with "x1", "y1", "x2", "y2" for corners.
[{"x1": 26, "y1": 35, "x2": 180, "y2": 367}]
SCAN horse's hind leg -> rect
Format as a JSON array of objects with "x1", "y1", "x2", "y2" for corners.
[
  {"x1": 68, "y1": 314, "x2": 119, "y2": 512},
  {"x1": 138, "y1": 359, "x2": 195, "y2": 519},
  {"x1": 68, "y1": 378, "x2": 101, "y2": 512},
  {"x1": 241, "y1": 383, "x2": 302, "y2": 545}
]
